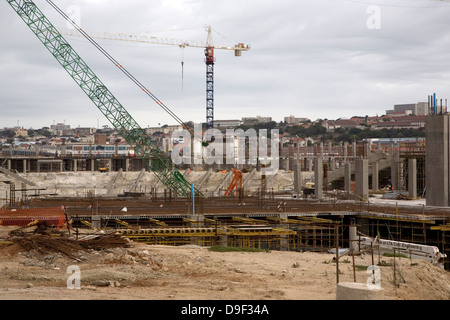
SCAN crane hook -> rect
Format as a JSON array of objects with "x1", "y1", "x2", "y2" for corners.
[
  {"x1": 180, "y1": 46, "x2": 185, "y2": 91},
  {"x1": 181, "y1": 61, "x2": 184, "y2": 91}
]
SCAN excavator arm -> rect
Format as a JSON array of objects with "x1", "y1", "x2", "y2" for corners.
[{"x1": 5, "y1": 0, "x2": 198, "y2": 197}]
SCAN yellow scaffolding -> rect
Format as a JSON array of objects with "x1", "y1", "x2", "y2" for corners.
[{"x1": 117, "y1": 225, "x2": 297, "y2": 250}]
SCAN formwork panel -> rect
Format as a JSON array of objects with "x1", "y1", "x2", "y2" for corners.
[{"x1": 0, "y1": 207, "x2": 65, "y2": 227}]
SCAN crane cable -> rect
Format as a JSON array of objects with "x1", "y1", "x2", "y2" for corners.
[
  {"x1": 180, "y1": 46, "x2": 185, "y2": 91},
  {"x1": 46, "y1": 0, "x2": 203, "y2": 143}
]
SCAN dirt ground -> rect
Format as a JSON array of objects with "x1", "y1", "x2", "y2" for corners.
[{"x1": 0, "y1": 226, "x2": 449, "y2": 301}]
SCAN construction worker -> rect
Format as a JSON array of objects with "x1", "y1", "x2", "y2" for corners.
[{"x1": 387, "y1": 179, "x2": 393, "y2": 191}]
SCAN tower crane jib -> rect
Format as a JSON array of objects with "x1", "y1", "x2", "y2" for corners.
[{"x1": 64, "y1": 27, "x2": 250, "y2": 129}]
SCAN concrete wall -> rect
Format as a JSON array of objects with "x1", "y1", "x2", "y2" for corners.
[
  {"x1": 355, "y1": 159, "x2": 368, "y2": 201},
  {"x1": 425, "y1": 115, "x2": 449, "y2": 206}
]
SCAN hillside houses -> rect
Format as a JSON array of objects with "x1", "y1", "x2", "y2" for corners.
[{"x1": 321, "y1": 114, "x2": 426, "y2": 132}]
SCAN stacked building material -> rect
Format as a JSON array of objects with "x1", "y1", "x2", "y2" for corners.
[{"x1": 0, "y1": 207, "x2": 66, "y2": 228}]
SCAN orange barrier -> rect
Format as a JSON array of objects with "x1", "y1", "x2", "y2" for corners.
[{"x1": 0, "y1": 207, "x2": 66, "y2": 228}]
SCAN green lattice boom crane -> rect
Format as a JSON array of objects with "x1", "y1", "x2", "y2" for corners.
[{"x1": 6, "y1": 0, "x2": 198, "y2": 197}]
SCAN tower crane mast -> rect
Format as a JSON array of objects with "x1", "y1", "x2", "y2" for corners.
[
  {"x1": 205, "y1": 26, "x2": 215, "y2": 130},
  {"x1": 65, "y1": 26, "x2": 251, "y2": 130},
  {"x1": 5, "y1": 0, "x2": 198, "y2": 197}
]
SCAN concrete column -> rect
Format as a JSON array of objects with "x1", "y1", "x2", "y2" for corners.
[
  {"x1": 219, "y1": 236, "x2": 228, "y2": 247},
  {"x1": 372, "y1": 161, "x2": 379, "y2": 191},
  {"x1": 355, "y1": 159, "x2": 368, "y2": 201},
  {"x1": 190, "y1": 137, "x2": 195, "y2": 169},
  {"x1": 314, "y1": 157, "x2": 323, "y2": 199},
  {"x1": 73, "y1": 159, "x2": 77, "y2": 172},
  {"x1": 125, "y1": 158, "x2": 130, "y2": 172},
  {"x1": 92, "y1": 216, "x2": 101, "y2": 229},
  {"x1": 293, "y1": 161, "x2": 302, "y2": 195},
  {"x1": 91, "y1": 159, "x2": 95, "y2": 172},
  {"x1": 307, "y1": 158, "x2": 313, "y2": 171},
  {"x1": 23, "y1": 159, "x2": 26, "y2": 173},
  {"x1": 7, "y1": 159, "x2": 11, "y2": 170},
  {"x1": 344, "y1": 162, "x2": 351, "y2": 194},
  {"x1": 408, "y1": 158, "x2": 417, "y2": 199},
  {"x1": 398, "y1": 159, "x2": 405, "y2": 191},
  {"x1": 279, "y1": 213, "x2": 289, "y2": 250},
  {"x1": 330, "y1": 157, "x2": 336, "y2": 171},
  {"x1": 344, "y1": 142, "x2": 348, "y2": 163},
  {"x1": 349, "y1": 224, "x2": 358, "y2": 253},
  {"x1": 352, "y1": 142, "x2": 356, "y2": 158},
  {"x1": 391, "y1": 151, "x2": 399, "y2": 191},
  {"x1": 188, "y1": 214, "x2": 204, "y2": 227}
]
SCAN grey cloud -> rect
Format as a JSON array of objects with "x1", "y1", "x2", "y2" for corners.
[{"x1": 1, "y1": 0, "x2": 450, "y2": 128}]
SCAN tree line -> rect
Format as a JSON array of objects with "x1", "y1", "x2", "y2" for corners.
[{"x1": 235, "y1": 121, "x2": 425, "y2": 143}]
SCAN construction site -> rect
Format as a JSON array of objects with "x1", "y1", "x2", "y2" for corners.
[{"x1": 0, "y1": 0, "x2": 449, "y2": 301}]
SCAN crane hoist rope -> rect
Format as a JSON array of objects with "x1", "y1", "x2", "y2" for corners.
[
  {"x1": 62, "y1": 26, "x2": 250, "y2": 132},
  {"x1": 45, "y1": 0, "x2": 203, "y2": 143},
  {"x1": 5, "y1": 0, "x2": 202, "y2": 197}
]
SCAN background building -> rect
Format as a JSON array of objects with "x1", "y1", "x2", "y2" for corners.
[
  {"x1": 386, "y1": 102, "x2": 429, "y2": 116},
  {"x1": 284, "y1": 115, "x2": 309, "y2": 125},
  {"x1": 213, "y1": 119, "x2": 242, "y2": 129},
  {"x1": 241, "y1": 116, "x2": 272, "y2": 124}
]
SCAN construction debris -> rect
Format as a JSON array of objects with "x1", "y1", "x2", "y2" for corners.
[
  {"x1": 6, "y1": 226, "x2": 131, "y2": 261},
  {"x1": 381, "y1": 191, "x2": 413, "y2": 200}
]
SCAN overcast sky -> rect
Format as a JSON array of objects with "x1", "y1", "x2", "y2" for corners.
[{"x1": 2, "y1": 0, "x2": 450, "y2": 130}]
